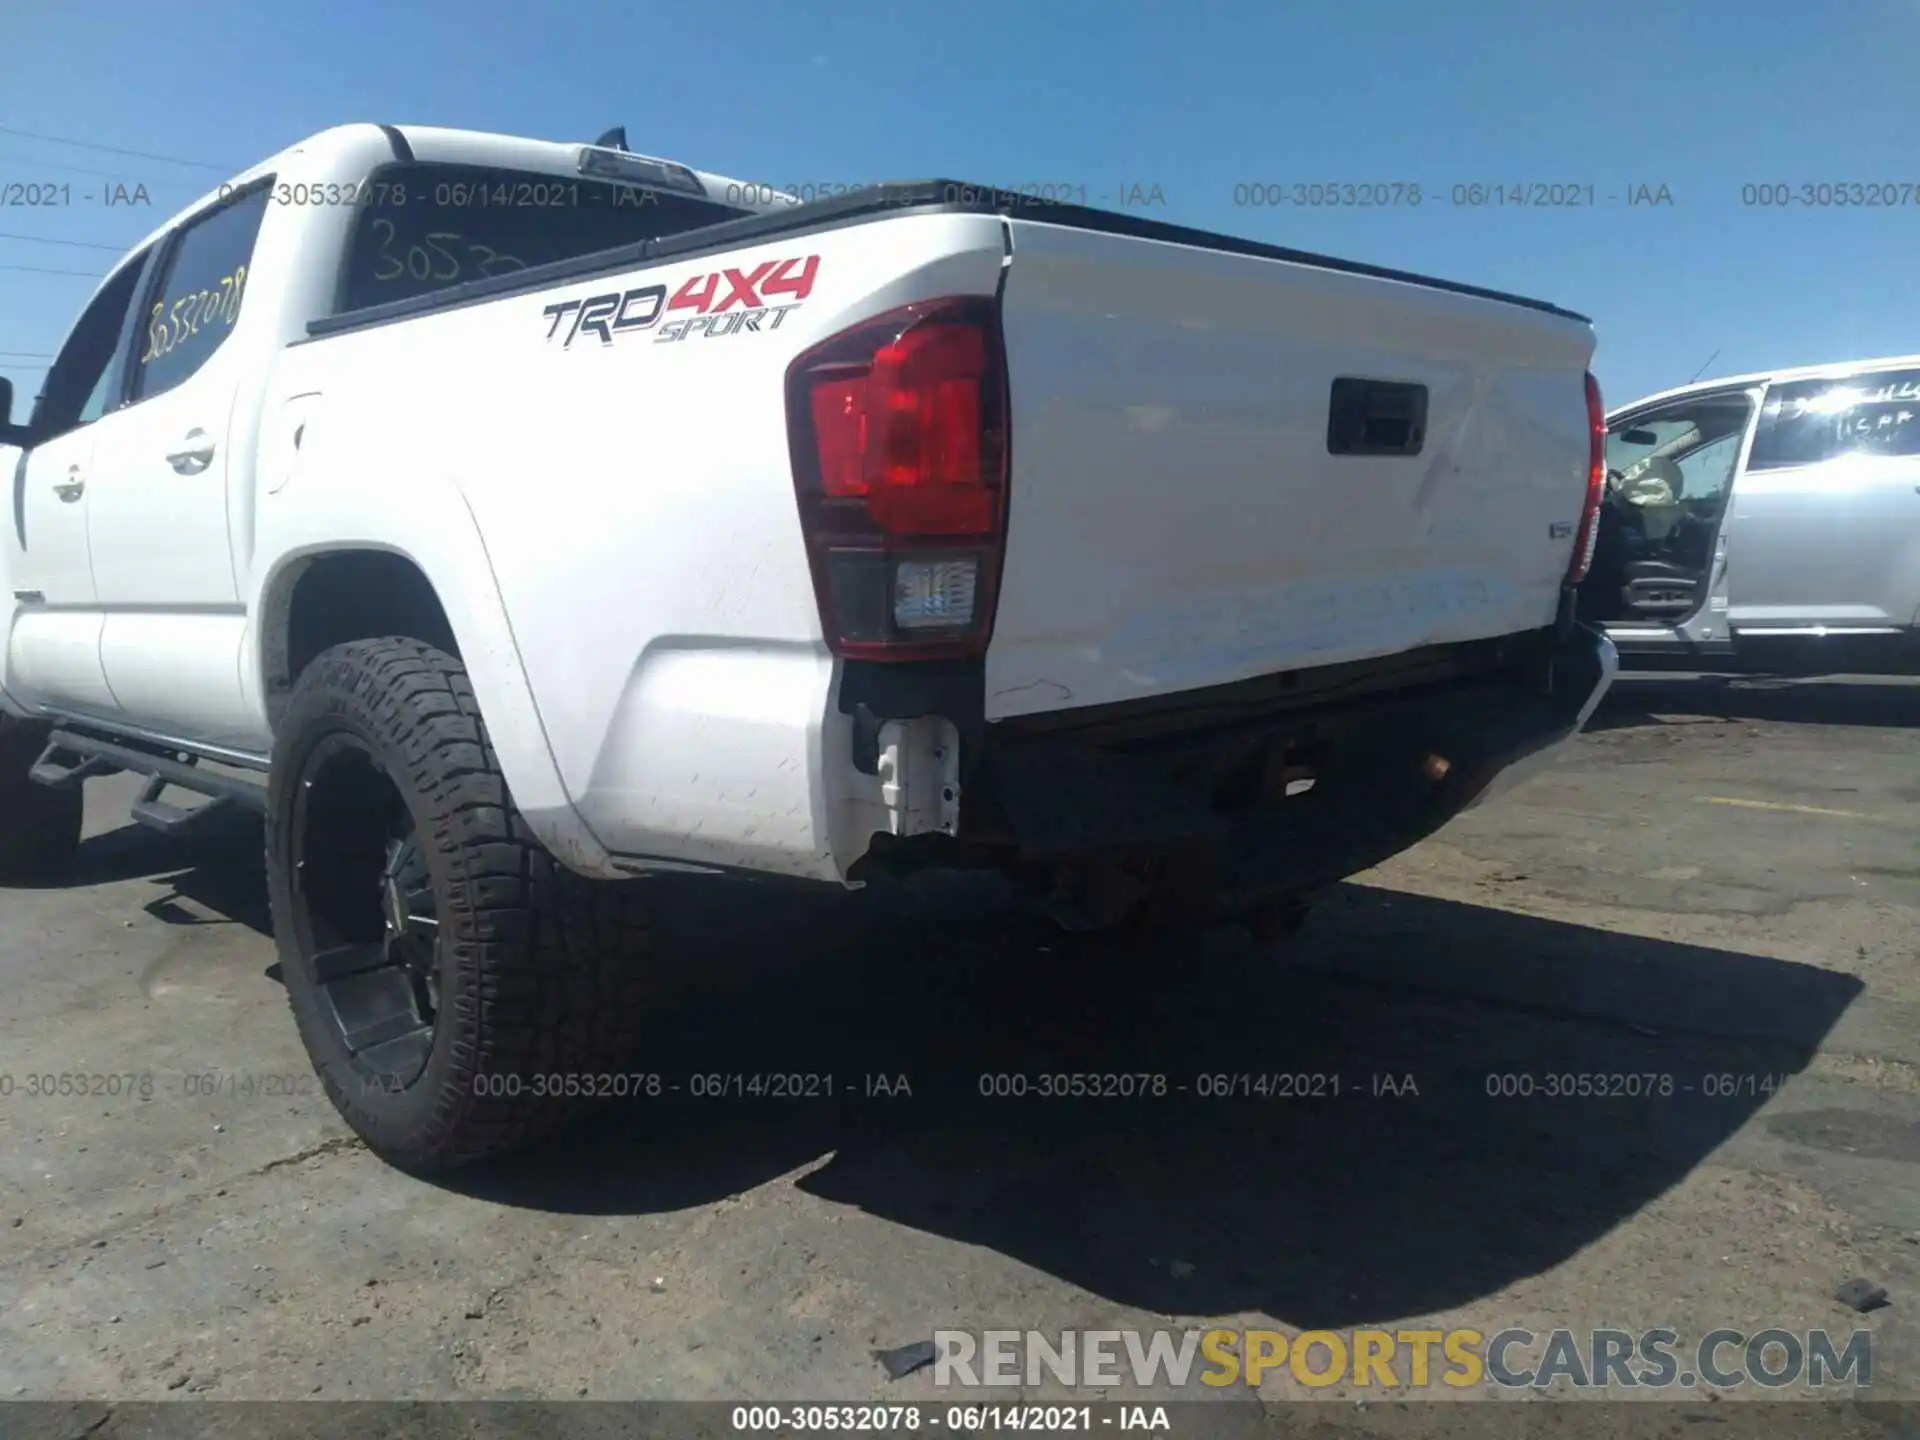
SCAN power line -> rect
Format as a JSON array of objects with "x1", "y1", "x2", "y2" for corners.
[
  {"x1": 0, "y1": 150, "x2": 208, "y2": 186},
  {"x1": 0, "y1": 231, "x2": 127, "y2": 251},
  {"x1": 0, "y1": 263, "x2": 103, "y2": 278},
  {"x1": 0, "y1": 350, "x2": 54, "y2": 358},
  {"x1": 0, "y1": 124, "x2": 231, "y2": 171}
]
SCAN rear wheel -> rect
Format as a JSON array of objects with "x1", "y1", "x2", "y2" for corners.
[
  {"x1": 267, "y1": 637, "x2": 654, "y2": 1173},
  {"x1": 0, "y1": 714, "x2": 83, "y2": 882}
]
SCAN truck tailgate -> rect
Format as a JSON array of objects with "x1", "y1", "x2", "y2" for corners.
[{"x1": 986, "y1": 219, "x2": 1597, "y2": 720}]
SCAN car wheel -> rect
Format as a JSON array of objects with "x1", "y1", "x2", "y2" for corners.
[{"x1": 266, "y1": 637, "x2": 653, "y2": 1173}]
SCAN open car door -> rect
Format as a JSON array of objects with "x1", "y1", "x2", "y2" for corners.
[{"x1": 1581, "y1": 384, "x2": 1764, "y2": 661}]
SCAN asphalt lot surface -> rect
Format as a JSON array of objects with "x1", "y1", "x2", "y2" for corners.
[{"x1": 2, "y1": 672, "x2": 1918, "y2": 1420}]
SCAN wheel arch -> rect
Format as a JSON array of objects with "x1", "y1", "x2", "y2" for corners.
[{"x1": 249, "y1": 480, "x2": 619, "y2": 877}]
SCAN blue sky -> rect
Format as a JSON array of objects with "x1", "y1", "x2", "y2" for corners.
[{"x1": 5, "y1": 0, "x2": 1917, "y2": 416}]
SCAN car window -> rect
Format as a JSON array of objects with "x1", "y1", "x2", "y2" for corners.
[
  {"x1": 1606, "y1": 416, "x2": 1697, "y2": 477},
  {"x1": 334, "y1": 162, "x2": 750, "y2": 315},
  {"x1": 1748, "y1": 368, "x2": 1920, "y2": 471},
  {"x1": 30, "y1": 256, "x2": 148, "y2": 441},
  {"x1": 1672, "y1": 430, "x2": 1744, "y2": 502},
  {"x1": 130, "y1": 183, "x2": 272, "y2": 405},
  {"x1": 77, "y1": 357, "x2": 121, "y2": 427},
  {"x1": 1606, "y1": 399, "x2": 1752, "y2": 497}
]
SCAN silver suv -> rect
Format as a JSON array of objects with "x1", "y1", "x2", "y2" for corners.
[{"x1": 1581, "y1": 354, "x2": 1920, "y2": 671}]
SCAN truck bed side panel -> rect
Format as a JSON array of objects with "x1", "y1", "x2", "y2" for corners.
[{"x1": 265, "y1": 213, "x2": 1008, "y2": 878}]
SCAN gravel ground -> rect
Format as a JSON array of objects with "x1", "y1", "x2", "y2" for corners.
[{"x1": 1, "y1": 673, "x2": 1916, "y2": 1429}]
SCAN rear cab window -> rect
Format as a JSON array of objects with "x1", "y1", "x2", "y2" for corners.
[
  {"x1": 333, "y1": 162, "x2": 751, "y2": 316},
  {"x1": 1747, "y1": 367, "x2": 1920, "y2": 471}
]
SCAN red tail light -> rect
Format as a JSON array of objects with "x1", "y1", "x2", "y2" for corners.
[
  {"x1": 786, "y1": 298, "x2": 1009, "y2": 660},
  {"x1": 1565, "y1": 371, "x2": 1606, "y2": 585}
]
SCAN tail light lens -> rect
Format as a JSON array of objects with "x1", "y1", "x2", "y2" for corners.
[
  {"x1": 786, "y1": 298, "x2": 1009, "y2": 660},
  {"x1": 1565, "y1": 371, "x2": 1607, "y2": 585}
]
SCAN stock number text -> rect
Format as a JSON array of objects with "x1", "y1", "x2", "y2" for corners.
[
  {"x1": 367, "y1": 221, "x2": 527, "y2": 285},
  {"x1": 139, "y1": 265, "x2": 248, "y2": 364}
]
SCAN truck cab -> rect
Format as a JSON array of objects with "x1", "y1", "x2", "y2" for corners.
[{"x1": 1, "y1": 123, "x2": 779, "y2": 753}]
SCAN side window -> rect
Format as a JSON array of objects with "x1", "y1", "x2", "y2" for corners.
[
  {"x1": 1748, "y1": 369, "x2": 1920, "y2": 471},
  {"x1": 1605, "y1": 397, "x2": 1753, "y2": 502},
  {"x1": 77, "y1": 358, "x2": 120, "y2": 427},
  {"x1": 30, "y1": 255, "x2": 148, "y2": 441},
  {"x1": 130, "y1": 183, "x2": 272, "y2": 404},
  {"x1": 1606, "y1": 414, "x2": 1697, "y2": 478},
  {"x1": 1672, "y1": 430, "x2": 1744, "y2": 503}
]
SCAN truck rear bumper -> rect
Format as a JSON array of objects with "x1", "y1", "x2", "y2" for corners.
[
  {"x1": 550, "y1": 621, "x2": 1614, "y2": 897},
  {"x1": 1460, "y1": 622, "x2": 1615, "y2": 811},
  {"x1": 849, "y1": 620, "x2": 1617, "y2": 918}
]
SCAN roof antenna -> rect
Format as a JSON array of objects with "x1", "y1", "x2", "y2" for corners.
[
  {"x1": 1687, "y1": 347, "x2": 1721, "y2": 384},
  {"x1": 593, "y1": 126, "x2": 629, "y2": 152}
]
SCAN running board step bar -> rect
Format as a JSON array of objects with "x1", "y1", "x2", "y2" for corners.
[
  {"x1": 128, "y1": 774, "x2": 246, "y2": 836},
  {"x1": 30, "y1": 727, "x2": 269, "y2": 817},
  {"x1": 27, "y1": 750, "x2": 117, "y2": 790}
]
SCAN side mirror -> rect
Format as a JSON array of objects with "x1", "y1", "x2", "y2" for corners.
[
  {"x1": 1619, "y1": 426, "x2": 1659, "y2": 446},
  {"x1": 0, "y1": 377, "x2": 32, "y2": 448}
]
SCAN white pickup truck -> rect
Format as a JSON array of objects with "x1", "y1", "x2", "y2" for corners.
[{"x1": 0, "y1": 123, "x2": 1617, "y2": 1171}]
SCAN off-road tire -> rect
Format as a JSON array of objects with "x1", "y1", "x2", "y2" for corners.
[
  {"x1": 0, "y1": 714, "x2": 83, "y2": 882},
  {"x1": 267, "y1": 637, "x2": 654, "y2": 1173}
]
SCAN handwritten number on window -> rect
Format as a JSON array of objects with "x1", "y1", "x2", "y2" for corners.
[
  {"x1": 424, "y1": 232, "x2": 462, "y2": 281},
  {"x1": 368, "y1": 221, "x2": 525, "y2": 287},
  {"x1": 140, "y1": 302, "x2": 166, "y2": 363},
  {"x1": 469, "y1": 242, "x2": 525, "y2": 278},
  {"x1": 138, "y1": 265, "x2": 248, "y2": 365},
  {"x1": 370, "y1": 218, "x2": 405, "y2": 281}
]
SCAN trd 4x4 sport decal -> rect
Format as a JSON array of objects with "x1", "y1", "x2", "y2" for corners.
[{"x1": 543, "y1": 255, "x2": 819, "y2": 349}]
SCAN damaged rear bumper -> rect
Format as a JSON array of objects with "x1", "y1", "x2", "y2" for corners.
[
  {"x1": 1462, "y1": 622, "x2": 1616, "y2": 811},
  {"x1": 849, "y1": 619, "x2": 1617, "y2": 912}
]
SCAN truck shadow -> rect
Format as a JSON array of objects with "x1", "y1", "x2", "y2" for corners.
[
  {"x1": 444, "y1": 871, "x2": 1860, "y2": 1333},
  {"x1": 1590, "y1": 674, "x2": 1920, "y2": 733},
  {"x1": 146, "y1": 839, "x2": 274, "y2": 934},
  {"x1": 46, "y1": 819, "x2": 1862, "y2": 1330},
  {"x1": 48, "y1": 817, "x2": 1863, "y2": 1330},
  {"x1": 22, "y1": 796, "x2": 272, "y2": 931},
  {"x1": 52, "y1": 822, "x2": 277, "y2": 935}
]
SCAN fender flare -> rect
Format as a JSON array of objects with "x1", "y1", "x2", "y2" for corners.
[{"x1": 248, "y1": 472, "x2": 623, "y2": 878}]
